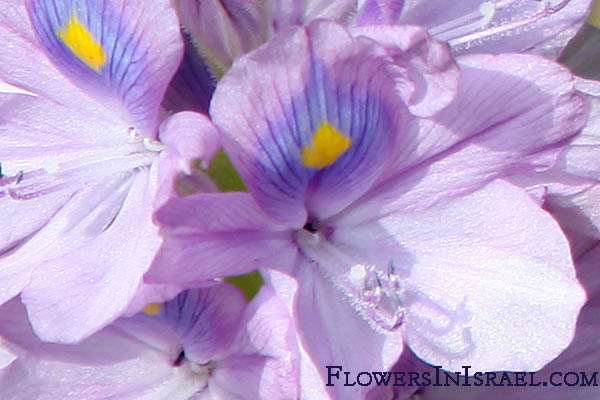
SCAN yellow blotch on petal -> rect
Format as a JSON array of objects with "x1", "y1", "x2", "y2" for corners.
[
  {"x1": 300, "y1": 122, "x2": 352, "y2": 169},
  {"x1": 57, "y1": 14, "x2": 106, "y2": 72},
  {"x1": 142, "y1": 303, "x2": 161, "y2": 316}
]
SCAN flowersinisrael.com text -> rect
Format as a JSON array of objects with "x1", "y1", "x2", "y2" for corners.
[{"x1": 325, "y1": 366, "x2": 599, "y2": 388}]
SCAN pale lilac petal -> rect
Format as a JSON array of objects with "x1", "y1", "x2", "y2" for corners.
[
  {"x1": 209, "y1": 285, "x2": 299, "y2": 400},
  {"x1": 261, "y1": 269, "x2": 333, "y2": 400},
  {"x1": 532, "y1": 78, "x2": 600, "y2": 238},
  {"x1": 0, "y1": 0, "x2": 179, "y2": 332},
  {"x1": 112, "y1": 309, "x2": 182, "y2": 358},
  {"x1": 0, "y1": 299, "x2": 200, "y2": 400},
  {"x1": 267, "y1": 0, "x2": 356, "y2": 34},
  {"x1": 552, "y1": 78, "x2": 600, "y2": 181},
  {"x1": 176, "y1": 0, "x2": 267, "y2": 73},
  {"x1": 301, "y1": 0, "x2": 356, "y2": 21},
  {"x1": 336, "y1": 180, "x2": 585, "y2": 371},
  {"x1": 0, "y1": 73, "x2": 154, "y2": 314},
  {"x1": 211, "y1": 21, "x2": 409, "y2": 224},
  {"x1": 353, "y1": 0, "x2": 404, "y2": 25},
  {"x1": 265, "y1": 0, "x2": 304, "y2": 31},
  {"x1": 0, "y1": 94, "x2": 132, "y2": 169},
  {"x1": 0, "y1": 2, "x2": 112, "y2": 117},
  {"x1": 399, "y1": 0, "x2": 593, "y2": 58},
  {"x1": 148, "y1": 192, "x2": 296, "y2": 284},
  {"x1": 507, "y1": 79, "x2": 600, "y2": 238},
  {"x1": 0, "y1": 96, "x2": 144, "y2": 248},
  {"x1": 27, "y1": 0, "x2": 183, "y2": 136},
  {"x1": 420, "y1": 243, "x2": 600, "y2": 400},
  {"x1": 290, "y1": 258, "x2": 403, "y2": 399},
  {"x1": 0, "y1": 0, "x2": 208, "y2": 347},
  {"x1": 158, "y1": 111, "x2": 221, "y2": 170},
  {"x1": 162, "y1": 285, "x2": 247, "y2": 363},
  {"x1": 337, "y1": 53, "x2": 585, "y2": 225},
  {"x1": 350, "y1": 24, "x2": 459, "y2": 117},
  {"x1": 19, "y1": 165, "x2": 161, "y2": 343},
  {"x1": 121, "y1": 281, "x2": 183, "y2": 317}
]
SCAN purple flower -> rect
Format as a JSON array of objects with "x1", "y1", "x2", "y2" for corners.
[
  {"x1": 0, "y1": 283, "x2": 298, "y2": 399},
  {"x1": 151, "y1": 20, "x2": 587, "y2": 398},
  {"x1": 175, "y1": 0, "x2": 591, "y2": 74},
  {"x1": 0, "y1": 0, "x2": 219, "y2": 342}
]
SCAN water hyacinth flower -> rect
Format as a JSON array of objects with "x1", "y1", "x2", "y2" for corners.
[
  {"x1": 151, "y1": 19, "x2": 587, "y2": 397},
  {"x1": 0, "y1": 0, "x2": 219, "y2": 343},
  {"x1": 175, "y1": 0, "x2": 591, "y2": 78},
  {"x1": 174, "y1": 0, "x2": 359, "y2": 75},
  {"x1": 0, "y1": 283, "x2": 298, "y2": 399}
]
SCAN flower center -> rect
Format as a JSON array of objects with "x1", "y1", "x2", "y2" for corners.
[{"x1": 295, "y1": 221, "x2": 405, "y2": 333}]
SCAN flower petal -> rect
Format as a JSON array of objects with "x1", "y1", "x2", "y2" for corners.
[
  {"x1": 27, "y1": 0, "x2": 183, "y2": 136},
  {"x1": 211, "y1": 20, "x2": 409, "y2": 225},
  {"x1": 0, "y1": 298, "x2": 200, "y2": 400},
  {"x1": 158, "y1": 111, "x2": 221, "y2": 171},
  {"x1": 350, "y1": 24, "x2": 459, "y2": 117},
  {"x1": 209, "y1": 285, "x2": 299, "y2": 400},
  {"x1": 176, "y1": 0, "x2": 267, "y2": 73},
  {"x1": 419, "y1": 243, "x2": 600, "y2": 400},
  {"x1": 399, "y1": 0, "x2": 593, "y2": 58},
  {"x1": 336, "y1": 53, "x2": 585, "y2": 226},
  {"x1": 353, "y1": 0, "x2": 404, "y2": 25},
  {"x1": 162, "y1": 285, "x2": 247, "y2": 364},
  {"x1": 18, "y1": 165, "x2": 161, "y2": 343},
  {"x1": 337, "y1": 180, "x2": 585, "y2": 371},
  {"x1": 520, "y1": 78, "x2": 600, "y2": 239},
  {"x1": 291, "y1": 258, "x2": 403, "y2": 399},
  {"x1": 148, "y1": 192, "x2": 296, "y2": 285}
]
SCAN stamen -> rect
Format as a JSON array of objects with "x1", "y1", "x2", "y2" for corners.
[
  {"x1": 0, "y1": 80, "x2": 38, "y2": 97},
  {"x1": 441, "y1": 0, "x2": 570, "y2": 48},
  {"x1": 127, "y1": 127, "x2": 141, "y2": 143},
  {"x1": 190, "y1": 361, "x2": 214, "y2": 375},
  {"x1": 428, "y1": 2, "x2": 496, "y2": 40},
  {"x1": 142, "y1": 303, "x2": 161, "y2": 315},
  {"x1": 295, "y1": 227, "x2": 320, "y2": 246},
  {"x1": 296, "y1": 232, "x2": 406, "y2": 333},
  {"x1": 143, "y1": 137, "x2": 165, "y2": 152}
]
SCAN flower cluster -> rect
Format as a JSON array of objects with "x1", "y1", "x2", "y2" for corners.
[{"x1": 0, "y1": 0, "x2": 598, "y2": 399}]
